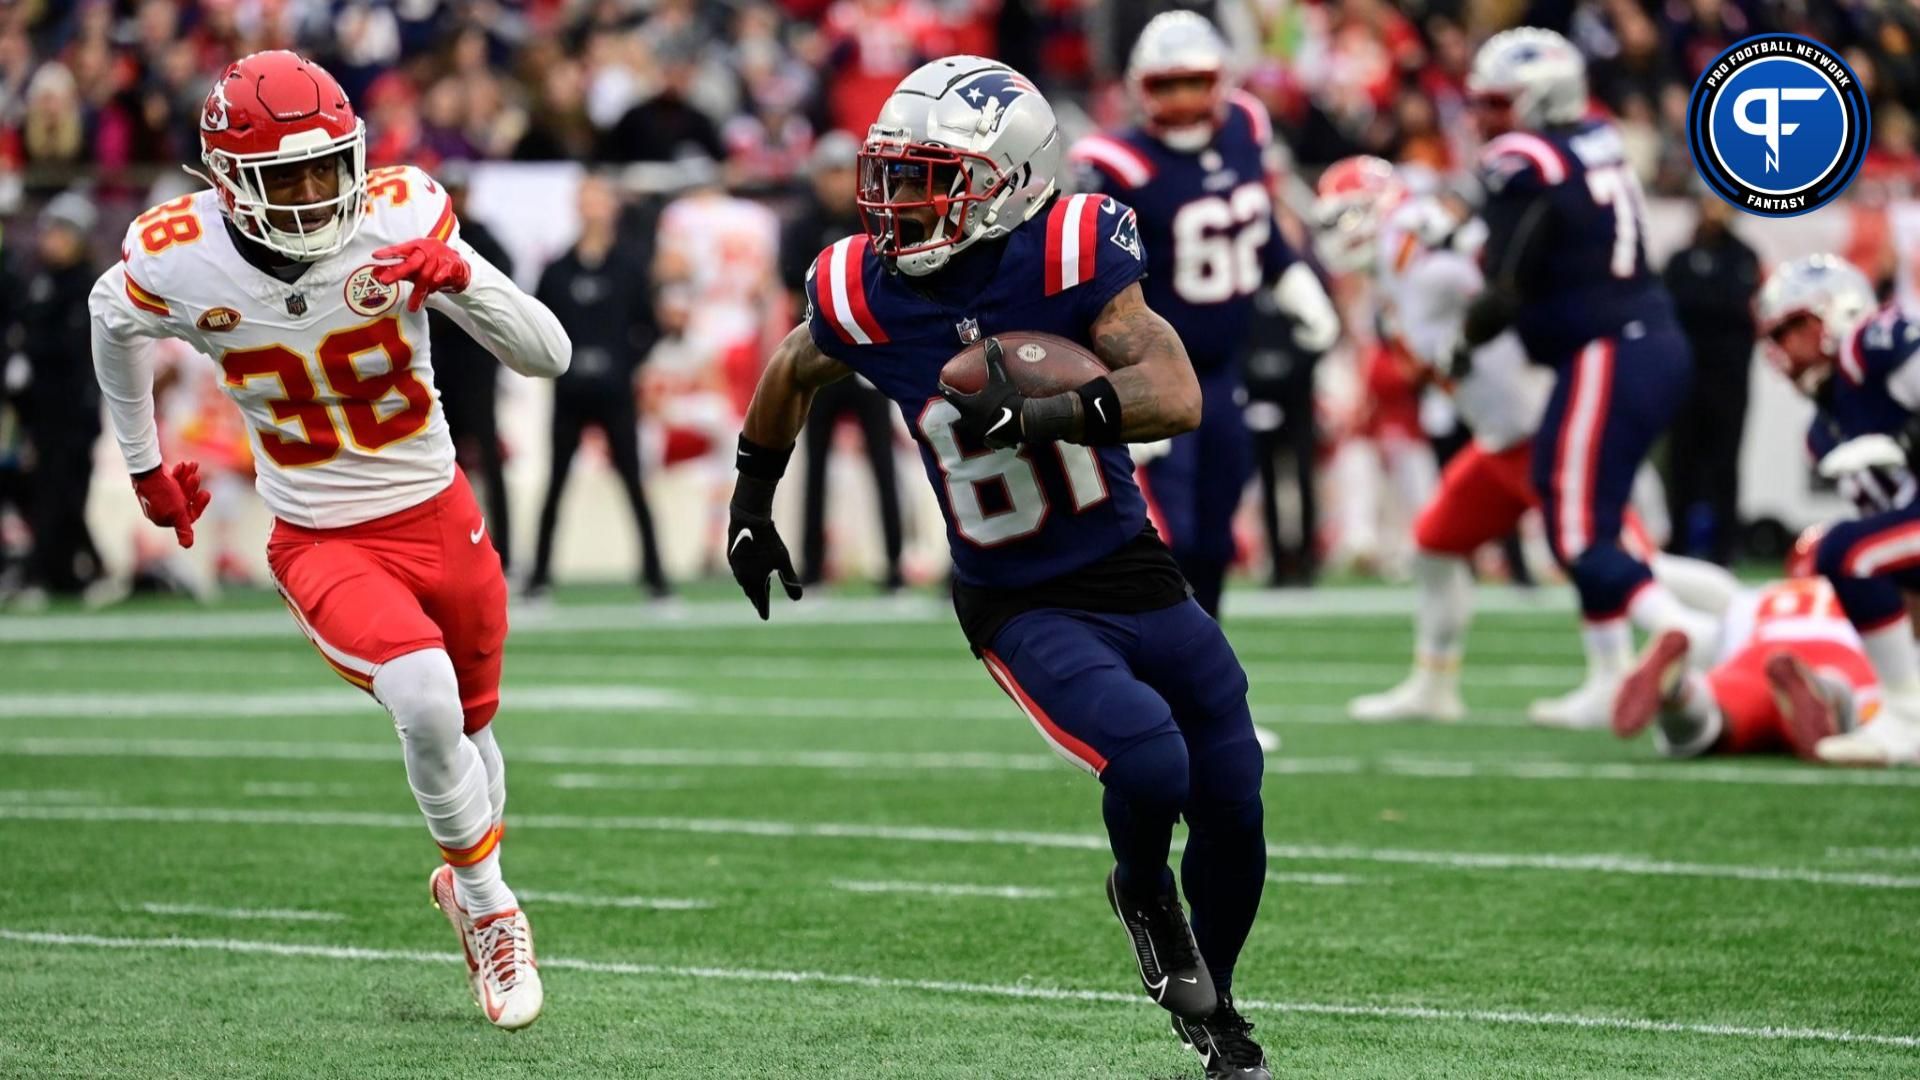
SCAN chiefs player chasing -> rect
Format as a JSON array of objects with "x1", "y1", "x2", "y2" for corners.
[{"x1": 89, "y1": 52, "x2": 570, "y2": 1028}]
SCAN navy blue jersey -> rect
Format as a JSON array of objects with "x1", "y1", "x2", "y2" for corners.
[
  {"x1": 804, "y1": 195, "x2": 1150, "y2": 589},
  {"x1": 1477, "y1": 120, "x2": 1677, "y2": 364},
  {"x1": 1810, "y1": 307, "x2": 1920, "y2": 457},
  {"x1": 1069, "y1": 91, "x2": 1293, "y2": 373}
]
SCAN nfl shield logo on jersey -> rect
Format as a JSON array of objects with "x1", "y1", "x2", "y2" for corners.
[
  {"x1": 955, "y1": 316, "x2": 981, "y2": 344},
  {"x1": 284, "y1": 292, "x2": 307, "y2": 317},
  {"x1": 1687, "y1": 33, "x2": 1869, "y2": 217}
]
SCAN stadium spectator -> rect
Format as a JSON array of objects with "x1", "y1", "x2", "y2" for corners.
[
  {"x1": 1662, "y1": 192, "x2": 1760, "y2": 567},
  {"x1": 527, "y1": 174, "x2": 670, "y2": 599},
  {"x1": 598, "y1": 49, "x2": 725, "y2": 163},
  {"x1": 780, "y1": 132, "x2": 904, "y2": 590},
  {"x1": 17, "y1": 191, "x2": 102, "y2": 598}
]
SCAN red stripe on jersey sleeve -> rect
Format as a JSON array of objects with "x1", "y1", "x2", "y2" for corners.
[
  {"x1": 841, "y1": 235, "x2": 888, "y2": 344},
  {"x1": 1075, "y1": 195, "x2": 1101, "y2": 288},
  {"x1": 1045, "y1": 199, "x2": 1068, "y2": 296},
  {"x1": 813, "y1": 244, "x2": 856, "y2": 345}
]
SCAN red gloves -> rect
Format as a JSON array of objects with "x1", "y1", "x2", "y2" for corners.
[
  {"x1": 133, "y1": 461, "x2": 211, "y2": 548},
  {"x1": 373, "y1": 238, "x2": 471, "y2": 311}
]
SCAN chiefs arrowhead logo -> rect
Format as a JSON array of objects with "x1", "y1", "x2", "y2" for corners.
[
  {"x1": 344, "y1": 264, "x2": 399, "y2": 317},
  {"x1": 195, "y1": 306, "x2": 242, "y2": 332}
]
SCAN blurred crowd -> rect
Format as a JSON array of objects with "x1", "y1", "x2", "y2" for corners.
[
  {"x1": 0, "y1": 1, "x2": 1914, "y2": 197},
  {"x1": 3, "y1": 0, "x2": 1920, "y2": 602}
]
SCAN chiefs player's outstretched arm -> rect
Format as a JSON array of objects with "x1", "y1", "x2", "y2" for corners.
[
  {"x1": 1088, "y1": 283, "x2": 1202, "y2": 440},
  {"x1": 741, "y1": 322, "x2": 855, "y2": 452},
  {"x1": 424, "y1": 241, "x2": 572, "y2": 378}
]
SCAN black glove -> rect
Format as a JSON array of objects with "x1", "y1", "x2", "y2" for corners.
[
  {"x1": 940, "y1": 337, "x2": 1026, "y2": 450},
  {"x1": 726, "y1": 474, "x2": 801, "y2": 620}
]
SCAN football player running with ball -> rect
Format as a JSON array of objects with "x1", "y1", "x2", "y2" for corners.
[
  {"x1": 726, "y1": 57, "x2": 1273, "y2": 1079},
  {"x1": 90, "y1": 52, "x2": 569, "y2": 1028}
]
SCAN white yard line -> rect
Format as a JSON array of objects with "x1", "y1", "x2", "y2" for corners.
[
  {"x1": 135, "y1": 902, "x2": 345, "y2": 923},
  {"x1": 7, "y1": 737, "x2": 1919, "y2": 789},
  {"x1": 514, "y1": 890, "x2": 714, "y2": 911},
  {"x1": 0, "y1": 587, "x2": 1581, "y2": 644},
  {"x1": 0, "y1": 927, "x2": 1907, "y2": 1049},
  {"x1": 1266, "y1": 872, "x2": 1369, "y2": 887},
  {"x1": 829, "y1": 880, "x2": 1063, "y2": 900},
  {"x1": 2, "y1": 803, "x2": 1915, "y2": 890},
  {"x1": 1825, "y1": 846, "x2": 1920, "y2": 863}
]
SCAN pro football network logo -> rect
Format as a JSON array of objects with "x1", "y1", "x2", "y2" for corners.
[
  {"x1": 344, "y1": 264, "x2": 400, "y2": 317},
  {"x1": 1687, "y1": 34, "x2": 1868, "y2": 217}
]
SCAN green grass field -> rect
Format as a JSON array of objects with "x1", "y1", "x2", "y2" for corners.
[{"x1": 2, "y1": 585, "x2": 1918, "y2": 1079}]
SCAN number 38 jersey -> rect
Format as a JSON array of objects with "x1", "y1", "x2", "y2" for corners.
[
  {"x1": 804, "y1": 195, "x2": 1155, "y2": 593},
  {"x1": 93, "y1": 167, "x2": 471, "y2": 529},
  {"x1": 1068, "y1": 91, "x2": 1293, "y2": 373}
]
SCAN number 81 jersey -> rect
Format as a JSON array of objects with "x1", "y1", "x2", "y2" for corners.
[
  {"x1": 804, "y1": 196, "x2": 1151, "y2": 590},
  {"x1": 92, "y1": 166, "x2": 456, "y2": 529}
]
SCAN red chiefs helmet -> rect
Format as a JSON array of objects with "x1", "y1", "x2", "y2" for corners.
[
  {"x1": 197, "y1": 51, "x2": 366, "y2": 261},
  {"x1": 1311, "y1": 156, "x2": 1409, "y2": 273}
]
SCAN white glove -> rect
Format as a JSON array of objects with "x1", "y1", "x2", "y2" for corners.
[
  {"x1": 1818, "y1": 434, "x2": 1908, "y2": 479},
  {"x1": 1274, "y1": 262, "x2": 1340, "y2": 353}
]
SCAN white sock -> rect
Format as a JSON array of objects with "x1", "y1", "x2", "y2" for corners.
[
  {"x1": 1627, "y1": 582, "x2": 1718, "y2": 657},
  {"x1": 468, "y1": 725, "x2": 507, "y2": 825},
  {"x1": 375, "y1": 649, "x2": 518, "y2": 918},
  {"x1": 1859, "y1": 622, "x2": 1920, "y2": 698},
  {"x1": 1412, "y1": 551, "x2": 1472, "y2": 676},
  {"x1": 1582, "y1": 617, "x2": 1633, "y2": 680}
]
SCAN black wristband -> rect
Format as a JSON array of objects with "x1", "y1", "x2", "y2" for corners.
[
  {"x1": 731, "y1": 472, "x2": 779, "y2": 518},
  {"x1": 735, "y1": 435, "x2": 792, "y2": 482},
  {"x1": 1018, "y1": 392, "x2": 1082, "y2": 443},
  {"x1": 1075, "y1": 377, "x2": 1123, "y2": 445}
]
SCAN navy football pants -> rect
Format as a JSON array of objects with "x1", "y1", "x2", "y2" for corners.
[
  {"x1": 1531, "y1": 328, "x2": 1692, "y2": 618},
  {"x1": 984, "y1": 599, "x2": 1265, "y2": 994},
  {"x1": 1143, "y1": 365, "x2": 1252, "y2": 617},
  {"x1": 1816, "y1": 502, "x2": 1920, "y2": 633}
]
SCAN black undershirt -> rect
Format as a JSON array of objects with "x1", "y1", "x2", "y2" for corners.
[
  {"x1": 225, "y1": 221, "x2": 310, "y2": 284},
  {"x1": 951, "y1": 525, "x2": 1191, "y2": 653}
]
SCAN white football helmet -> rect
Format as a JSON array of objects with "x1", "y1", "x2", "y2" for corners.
[
  {"x1": 1467, "y1": 27, "x2": 1588, "y2": 132},
  {"x1": 858, "y1": 56, "x2": 1061, "y2": 277},
  {"x1": 1756, "y1": 254, "x2": 1877, "y2": 386},
  {"x1": 1126, "y1": 11, "x2": 1230, "y2": 152}
]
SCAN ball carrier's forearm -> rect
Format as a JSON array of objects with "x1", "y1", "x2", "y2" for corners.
[{"x1": 1010, "y1": 285, "x2": 1203, "y2": 446}]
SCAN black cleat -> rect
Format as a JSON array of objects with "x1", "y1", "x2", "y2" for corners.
[
  {"x1": 1106, "y1": 867, "x2": 1217, "y2": 1020},
  {"x1": 1172, "y1": 996, "x2": 1271, "y2": 1079}
]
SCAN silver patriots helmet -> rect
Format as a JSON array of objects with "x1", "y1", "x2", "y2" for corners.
[
  {"x1": 1756, "y1": 254, "x2": 1877, "y2": 387},
  {"x1": 1467, "y1": 27, "x2": 1588, "y2": 133},
  {"x1": 1126, "y1": 10, "x2": 1231, "y2": 152},
  {"x1": 858, "y1": 56, "x2": 1062, "y2": 277}
]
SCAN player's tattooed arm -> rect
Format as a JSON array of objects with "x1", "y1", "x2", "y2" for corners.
[
  {"x1": 1086, "y1": 283, "x2": 1203, "y2": 441},
  {"x1": 741, "y1": 322, "x2": 855, "y2": 451}
]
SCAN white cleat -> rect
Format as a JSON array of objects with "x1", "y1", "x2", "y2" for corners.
[
  {"x1": 430, "y1": 865, "x2": 544, "y2": 1030},
  {"x1": 1347, "y1": 674, "x2": 1465, "y2": 724},
  {"x1": 1252, "y1": 725, "x2": 1283, "y2": 753},
  {"x1": 1814, "y1": 715, "x2": 1920, "y2": 767},
  {"x1": 1528, "y1": 675, "x2": 1620, "y2": 731}
]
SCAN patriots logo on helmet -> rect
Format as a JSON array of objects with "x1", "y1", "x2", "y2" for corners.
[{"x1": 956, "y1": 69, "x2": 1038, "y2": 131}]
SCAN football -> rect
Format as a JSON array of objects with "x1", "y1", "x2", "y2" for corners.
[{"x1": 938, "y1": 331, "x2": 1109, "y2": 398}]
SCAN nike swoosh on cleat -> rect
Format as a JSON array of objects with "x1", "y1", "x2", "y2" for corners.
[
  {"x1": 730, "y1": 529, "x2": 753, "y2": 555},
  {"x1": 1178, "y1": 976, "x2": 1199, "y2": 984}
]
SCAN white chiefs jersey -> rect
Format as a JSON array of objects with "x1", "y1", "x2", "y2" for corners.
[
  {"x1": 1716, "y1": 578, "x2": 1864, "y2": 666},
  {"x1": 1375, "y1": 198, "x2": 1549, "y2": 452},
  {"x1": 656, "y1": 192, "x2": 779, "y2": 353},
  {"x1": 92, "y1": 166, "x2": 568, "y2": 529}
]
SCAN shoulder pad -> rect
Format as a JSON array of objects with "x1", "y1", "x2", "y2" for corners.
[
  {"x1": 1226, "y1": 90, "x2": 1272, "y2": 148},
  {"x1": 1068, "y1": 134, "x2": 1153, "y2": 190},
  {"x1": 809, "y1": 234, "x2": 889, "y2": 346},
  {"x1": 363, "y1": 165, "x2": 457, "y2": 244},
  {"x1": 1043, "y1": 194, "x2": 1137, "y2": 296},
  {"x1": 1478, "y1": 132, "x2": 1570, "y2": 190},
  {"x1": 117, "y1": 191, "x2": 219, "y2": 319}
]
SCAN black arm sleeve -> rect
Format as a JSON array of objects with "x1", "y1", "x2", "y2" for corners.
[{"x1": 1463, "y1": 192, "x2": 1554, "y2": 346}]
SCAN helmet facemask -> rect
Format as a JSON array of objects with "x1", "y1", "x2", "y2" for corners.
[
  {"x1": 858, "y1": 135, "x2": 1008, "y2": 277},
  {"x1": 1138, "y1": 71, "x2": 1223, "y2": 152},
  {"x1": 201, "y1": 121, "x2": 367, "y2": 261}
]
